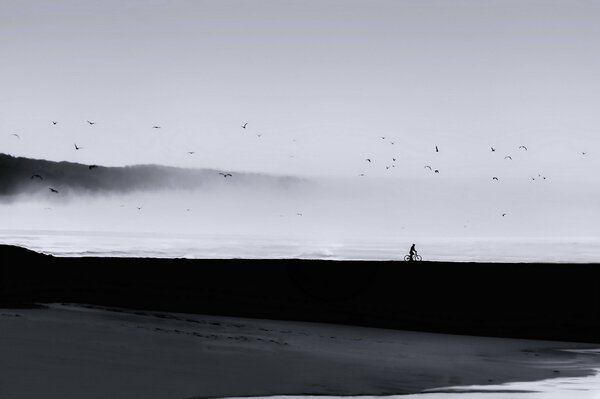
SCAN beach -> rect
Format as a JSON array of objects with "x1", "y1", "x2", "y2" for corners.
[
  {"x1": 1, "y1": 303, "x2": 599, "y2": 399},
  {"x1": 1, "y1": 244, "x2": 599, "y2": 398}
]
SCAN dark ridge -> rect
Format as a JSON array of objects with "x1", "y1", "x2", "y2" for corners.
[
  {"x1": 0, "y1": 153, "x2": 303, "y2": 197},
  {"x1": 1, "y1": 244, "x2": 598, "y2": 343}
]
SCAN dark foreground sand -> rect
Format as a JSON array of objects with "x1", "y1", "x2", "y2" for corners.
[
  {"x1": 1, "y1": 245, "x2": 599, "y2": 343},
  {"x1": 1, "y1": 303, "x2": 599, "y2": 399}
]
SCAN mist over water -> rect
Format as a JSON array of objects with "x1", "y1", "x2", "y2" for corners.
[{"x1": 2, "y1": 169, "x2": 599, "y2": 261}]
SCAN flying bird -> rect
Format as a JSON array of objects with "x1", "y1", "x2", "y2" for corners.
[
  {"x1": 435, "y1": 146, "x2": 439, "y2": 152},
  {"x1": 491, "y1": 147, "x2": 496, "y2": 152},
  {"x1": 49, "y1": 187, "x2": 59, "y2": 193},
  {"x1": 219, "y1": 173, "x2": 233, "y2": 178},
  {"x1": 504, "y1": 156, "x2": 512, "y2": 160},
  {"x1": 392, "y1": 158, "x2": 396, "y2": 162},
  {"x1": 424, "y1": 165, "x2": 432, "y2": 170},
  {"x1": 390, "y1": 141, "x2": 395, "y2": 145},
  {"x1": 582, "y1": 152, "x2": 587, "y2": 155},
  {"x1": 52, "y1": 121, "x2": 58, "y2": 125},
  {"x1": 31, "y1": 174, "x2": 43, "y2": 180},
  {"x1": 86, "y1": 120, "x2": 95, "y2": 125},
  {"x1": 380, "y1": 136, "x2": 386, "y2": 140},
  {"x1": 492, "y1": 177, "x2": 499, "y2": 181},
  {"x1": 11, "y1": 133, "x2": 20, "y2": 139},
  {"x1": 365, "y1": 158, "x2": 371, "y2": 162},
  {"x1": 358, "y1": 173, "x2": 365, "y2": 176},
  {"x1": 256, "y1": 134, "x2": 262, "y2": 138},
  {"x1": 74, "y1": 143, "x2": 81, "y2": 150},
  {"x1": 152, "y1": 126, "x2": 161, "y2": 129},
  {"x1": 434, "y1": 169, "x2": 439, "y2": 174},
  {"x1": 519, "y1": 146, "x2": 528, "y2": 151},
  {"x1": 88, "y1": 165, "x2": 98, "y2": 170},
  {"x1": 136, "y1": 207, "x2": 142, "y2": 210},
  {"x1": 502, "y1": 213, "x2": 507, "y2": 217},
  {"x1": 187, "y1": 151, "x2": 195, "y2": 155},
  {"x1": 241, "y1": 123, "x2": 247, "y2": 129},
  {"x1": 296, "y1": 213, "x2": 303, "y2": 216}
]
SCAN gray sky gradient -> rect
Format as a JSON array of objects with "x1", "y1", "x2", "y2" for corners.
[
  {"x1": 1, "y1": 1, "x2": 599, "y2": 247},
  {"x1": 1, "y1": 0, "x2": 599, "y2": 179}
]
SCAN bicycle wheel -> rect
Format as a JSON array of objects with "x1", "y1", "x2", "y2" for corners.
[
  {"x1": 403, "y1": 255, "x2": 411, "y2": 261},
  {"x1": 415, "y1": 255, "x2": 422, "y2": 261}
]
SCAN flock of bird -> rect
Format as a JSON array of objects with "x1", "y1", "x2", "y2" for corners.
[
  {"x1": 9, "y1": 120, "x2": 295, "y2": 213},
  {"x1": 8, "y1": 120, "x2": 592, "y2": 221},
  {"x1": 11, "y1": 120, "x2": 252, "y2": 196},
  {"x1": 355, "y1": 135, "x2": 591, "y2": 220},
  {"x1": 358, "y1": 138, "x2": 580, "y2": 184},
  {"x1": 364, "y1": 137, "x2": 517, "y2": 177}
]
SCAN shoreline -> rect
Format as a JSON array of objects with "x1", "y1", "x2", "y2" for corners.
[{"x1": 4, "y1": 231, "x2": 600, "y2": 264}]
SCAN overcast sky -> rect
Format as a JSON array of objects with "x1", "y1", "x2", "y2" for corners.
[
  {"x1": 1, "y1": 0, "x2": 600, "y2": 251},
  {"x1": 1, "y1": 0, "x2": 599, "y2": 179}
]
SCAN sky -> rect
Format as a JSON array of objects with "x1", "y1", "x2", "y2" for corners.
[
  {"x1": 0, "y1": 0, "x2": 599, "y2": 249},
  {"x1": 1, "y1": 0, "x2": 599, "y2": 178}
]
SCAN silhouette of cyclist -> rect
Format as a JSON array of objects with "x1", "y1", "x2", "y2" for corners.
[{"x1": 409, "y1": 243, "x2": 417, "y2": 261}]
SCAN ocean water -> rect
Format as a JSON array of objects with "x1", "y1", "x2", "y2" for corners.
[
  {"x1": 232, "y1": 367, "x2": 600, "y2": 398},
  {"x1": 1, "y1": 230, "x2": 599, "y2": 262},
  {"x1": 229, "y1": 351, "x2": 600, "y2": 399}
]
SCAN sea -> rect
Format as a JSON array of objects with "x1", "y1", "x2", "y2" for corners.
[
  {"x1": 1, "y1": 229, "x2": 599, "y2": 263},
  {"x1": 237, "y1": 366, "x2": 600, "y2": 398},
  {"x1": 231, "y1": 367, "x2": 600, "y2": 399}
]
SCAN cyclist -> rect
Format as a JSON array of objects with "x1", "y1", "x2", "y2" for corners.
[{"x1": 409, "y1": 243, "x2": 417, "y2": 261}]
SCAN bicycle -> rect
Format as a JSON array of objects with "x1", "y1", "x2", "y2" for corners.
[{"x1": 404, "y1": 254, "x2": 422, "y2": 261}]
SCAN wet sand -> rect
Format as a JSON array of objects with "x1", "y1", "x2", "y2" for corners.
[{"x1": 1, "y1": 303, "x2": 598, "y2": 399}]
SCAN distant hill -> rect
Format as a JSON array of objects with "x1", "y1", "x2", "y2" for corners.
[{"x1": 0, "y1": 153, "x2": 303, "y2": 197}]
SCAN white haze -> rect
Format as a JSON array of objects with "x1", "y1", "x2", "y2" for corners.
[{"x1": 1, "y1": 176, "x2": 599, "y2": 261}]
